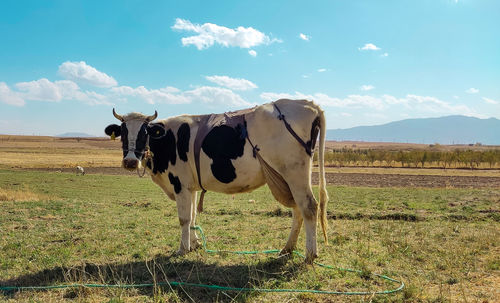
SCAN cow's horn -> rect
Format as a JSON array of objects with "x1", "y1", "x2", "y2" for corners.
[
  {"x1": 146, "y1": 110, "x2": 158, "y2": 122},
  {"x1": 113, "y1": 108, "x2": 124, "y2": 122}
]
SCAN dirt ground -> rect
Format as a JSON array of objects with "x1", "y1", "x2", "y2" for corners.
[
  {"x1": 4, "y1": 135, "x2": 498, "y2": 189},
  {"x1": 315, "y1": 171, "x2": 500, "y2": 188},
  {"x1": 27, "y1": 166, "x2": 500, "y2": 189}
]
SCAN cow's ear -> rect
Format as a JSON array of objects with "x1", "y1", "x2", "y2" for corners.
[
  {"x1": 105, "y1": 124, "x2": 121, "y2": 138},
  {"x1": 147, "y1": 123, "x2": 166, "y2": 139}
]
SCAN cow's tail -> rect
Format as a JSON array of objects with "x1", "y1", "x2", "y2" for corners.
[{"x1": 317, "y1": 104, "x2": 329, "y2": 245}]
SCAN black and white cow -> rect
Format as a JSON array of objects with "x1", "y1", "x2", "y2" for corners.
[{"x1": 104, "y1": 99, "x2": 328, "y2": 263}]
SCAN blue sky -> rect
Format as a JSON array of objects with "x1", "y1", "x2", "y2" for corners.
[{"x1": 1, "y1": 0, "x2": 499, "y2": 136}]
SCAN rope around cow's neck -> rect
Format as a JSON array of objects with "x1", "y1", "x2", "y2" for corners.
[
  {"x1": 136, "y1": 165, "x2": 146, "y2": 178},
  {"x1": 0, "y1": 225, "x2": 404, "y2": 296},
  {"x1": 137, "y1": 149, "x2": 153, "y2": 178}
]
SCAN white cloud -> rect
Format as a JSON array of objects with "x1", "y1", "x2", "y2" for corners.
[
  {"x1": 382, "y1": 94, "x2": 407, "y2": 105},
  {"x1": 341, "y1": 95, "x2": 385, "y2": 110},
  {"x1": 248, "y1": 50, "x2": 257, "y2": 57},
  {"x1": 360, "y1": 85, "x2": 375, "y2": 91},
  {"x1": 112, "y1": 84, "x2": 251, "y2": 107},
  {"x1": 260, "y1": 92, "x2": 303, "y2": 102},
  {"x1": 205, "y1": 75, "x2": 257, "y2": 91},
  {"x1": 400, "y1": 94, "x2": 477, "y2": 116},
  {"x1": 78, "y1": 90, "x2": 112, "y2": 106},
  {"x1": 465, "y1": 87, "x2": 479, "y2": 94},
  {"x1": 260, "y1": 91, "x2": 479, "y2": 116},
  {"x1": 171, "y1": 18, "x2": 278, "y2": 50},
  {"x1": 341, "y1": 112, "x2": 352, "y2": 117},
  {"x1": 381, "y1": 52, "x2": 389, "y2": 57},
  {"x1": 0, "y1": 82, "x2": 25, "y2": 106},
  {"x1": 184, "y1": 86, "x2": 252, "y2": 107},
  {"x1": 483, "y1": 97, "x2": 498, "y2": 105},
  {"x1": 317, "y1": 68, "x2": 327, "y2": 72},
  {"x1": 299, "y1": 33, "x2": 310, "y2": 41},
  {"x1": 364, "y1": 112, "x2": 387, "y2": 119},
  {"x1": 359, "y1": 43, "x2": 381, "y2": 51},
  {"x1": 111, "y1": 85, "x2": 189, "y2": 105},
  {"x1": 16, "y1": 78, "x2": 66, "y2": 102},
  {"x1": 58, "y1": 61, "x2": 117, "y2": 88},
  {"x1": 260, "y1": 92, "x2": 385, "y2": 109},
  {"x1": 13, "y1": 78, "x2": 111, "y2": 105}
]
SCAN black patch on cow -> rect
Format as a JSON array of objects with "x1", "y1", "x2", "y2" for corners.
[
  {"x1": 147, "y1": 123, "x2": 166, "y2": 139},
  {"x1": 120, "y1": 123, "x2": 129, "y2": 157},
  {"x1": 168, "y1": 172, "x2": 182, "y2": 194},
  {"x1": 105, "y1": 124, "x2": 121, "y2": 138},
  {"x1": 176, "y1": 123, "x2": 190, "y2": 162},
  {"x1": 306, "y1": 117, "x2": 321, "y2": 154},
  {"x1": 201, "y1": 124, "x2": 246, "y2": 184},
  {"x1": 134, "y1": 123, "x2": 148, "y2": 159},
  {"x1": 149, "y1": 129, "x2": 176, "y2": 174}
]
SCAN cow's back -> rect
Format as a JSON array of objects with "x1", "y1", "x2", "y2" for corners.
[
  {"x1": 196, "y1": 110, "x2": 266, "y2": 194},
  {"x1": 246, "y1": 99, "x2": 321, "y2": 174},
  {"x1": 148, "y1": 99, "x2": 321, "y2": 196}
]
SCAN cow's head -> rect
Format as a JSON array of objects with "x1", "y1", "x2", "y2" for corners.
[{"x1": 104, "y1": 108, "x2": 165, "y2": 170}]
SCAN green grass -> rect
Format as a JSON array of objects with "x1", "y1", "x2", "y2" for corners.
[{"x1": 0, "y1": 169, "x2": 499, "y2": 302}]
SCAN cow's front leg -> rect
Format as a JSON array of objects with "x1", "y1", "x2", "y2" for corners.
[
  {"x1": 189, "y1": 191, "x2": 202, "y2": 250},
  {"x1": 175, "y1": 190, "x2": 193, "y2": 255}
]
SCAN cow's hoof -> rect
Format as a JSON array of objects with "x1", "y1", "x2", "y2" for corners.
[
  {"x1": 190, "y1": 239, "x2": 202, "y2": 251},
  {"x1": 304, "y1": 252, "x2": 318, "y2": 265},
  {"x1": 176, "y1": 248, "x2": 189, "y2": 256},
  {"x1": 279, "y1": 248, "x2": 293, "y2": 257}
]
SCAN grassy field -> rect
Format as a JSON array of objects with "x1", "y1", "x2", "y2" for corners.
[
  {"x1": 1, "y1": 169, "x2": 499, "y2": 302},
  {"x1": 2, "y1": 135, "x2": 499, "y2": 170},
  {"x1": 0, "y1": 135, "x2": 121, "y2": 169}
]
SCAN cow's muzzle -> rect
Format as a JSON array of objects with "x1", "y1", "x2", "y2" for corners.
[{"x1": 123, "y1": 158, "x2": 139, "y2": 170}]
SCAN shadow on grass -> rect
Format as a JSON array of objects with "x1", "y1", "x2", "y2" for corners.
[{"x1": 1, "y1": 252, "x2": 304, "y2": 302}]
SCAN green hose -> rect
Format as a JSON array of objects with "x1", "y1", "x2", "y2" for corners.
[{"x1": 0, "y1": 225, "x2": 404, "y2": 296}]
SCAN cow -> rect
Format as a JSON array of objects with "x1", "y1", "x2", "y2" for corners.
[
  {"x1": 76, "y1": 165, "x2": 85, "y2": 175},
  {"x1": 104, "y1": 99, "x2": 328, "y2": 263}
]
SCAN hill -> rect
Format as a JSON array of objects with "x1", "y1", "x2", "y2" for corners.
[
  {"x1": 327, "y1": 115, "x2": 500, "y2": 145},
  {"x1": 57, "y1": 132, "x2": 95, "y2": 138}
]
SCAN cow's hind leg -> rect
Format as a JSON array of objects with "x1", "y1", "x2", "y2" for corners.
[
  {"x1": 290, "y1": 187, "x2": 318, "y2": 264},
  {"x1": 175, "y1": 190, "x2": 194, "y2": 255},
  {"x1": 280, "y1": 207, "x2": 303, "y2": 256}
]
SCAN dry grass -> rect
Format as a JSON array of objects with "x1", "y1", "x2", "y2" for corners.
[
  {"x1": 0, "y1": 150, "x2": 122, "y2": 169},
  {"x1": 1, "y1": 169, "x2": 499, "y2": 302},
  {"x1": 2, "y1": 135, "x2": 500, "y2": 174},
  {"x1": 1, "y1": 135, "x2": 498, "y2": 302},
  {"x1": 0, "y1": 135, "x2": 121, "y2": 169},
  {"x1": 0, "y1": 187, "x2": 56, "y2": 202}
]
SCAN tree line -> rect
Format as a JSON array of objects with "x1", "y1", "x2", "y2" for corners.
[{"x1": 316, "y1": 148, "x2": 500, "y2": 169}]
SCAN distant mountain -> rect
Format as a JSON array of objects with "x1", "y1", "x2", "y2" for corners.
[
  {"x1": 57, "y1": 132, "x2": 95, "y2": 138},
  {"x1": 327, "y1": 115, "x2": 500, "y2": 145}
]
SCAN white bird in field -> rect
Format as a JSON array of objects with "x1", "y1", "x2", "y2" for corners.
[{"x1": 76, "y1": 166, "x2": 85, "y2": 175}]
